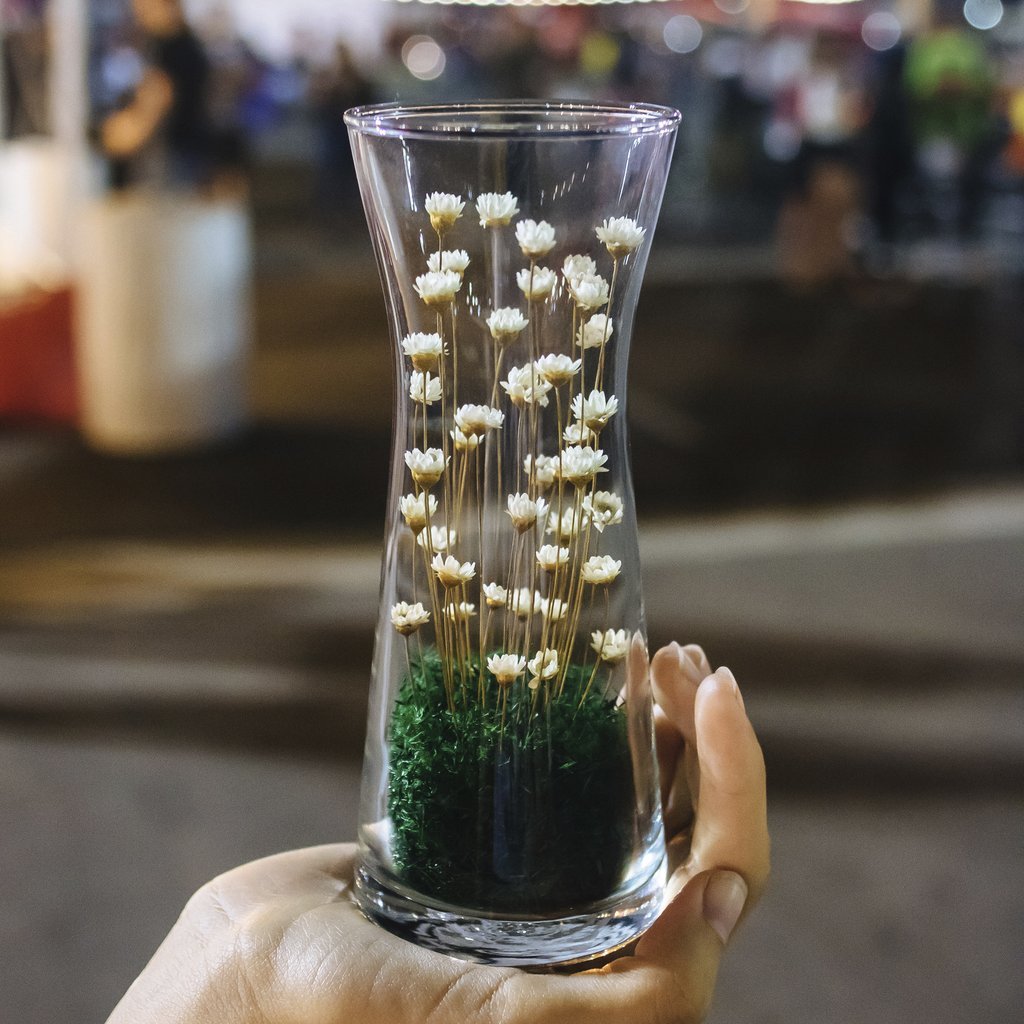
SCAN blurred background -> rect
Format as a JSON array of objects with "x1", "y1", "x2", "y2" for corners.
[{"x1": 1, "y1": 0, "x2": 1022, "y2": 1020}]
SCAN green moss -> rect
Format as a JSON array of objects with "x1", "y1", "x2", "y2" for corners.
[{"x1": 387, "y1": 647, "x2": 636, "y2": 913}]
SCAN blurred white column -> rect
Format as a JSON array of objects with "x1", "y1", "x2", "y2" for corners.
[
  {"x1": 77, "y1": 194, "x2": 252, "y2": 453},
  {"x1": 48, "y1": 0, "x2": 95, "y2": 273},
  {"x1": 0, "y1": 0, "x2": 92, "y2": 294}
]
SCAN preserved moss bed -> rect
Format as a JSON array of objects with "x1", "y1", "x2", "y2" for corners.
[{"x1": 387, "y1": 648, "x2": 636, "y2": 914}]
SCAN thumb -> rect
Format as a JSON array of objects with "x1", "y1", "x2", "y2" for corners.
[
  {"x1": 634, "y1": 866, "x2": 748, "y2": 985},
  {"x1": 534, "y1": 869, "x2": 748, "y2": 1024}
]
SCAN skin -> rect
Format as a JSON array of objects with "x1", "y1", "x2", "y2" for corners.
[
  {"x1": 101, "y1": 0, "x2": 185, "y2": 158},
  {"x1": 108, "y1": 643, "x2": 769, "y2": 1024}
]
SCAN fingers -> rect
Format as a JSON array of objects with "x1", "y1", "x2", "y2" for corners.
[
  {"x1": 651, "y1": 644, "x2": 703, "y2": 842},
  {"x1": 518, "y1": 868, "x2": 744, "y2": 1024},
  {"x1": 651, "y1": 643, "x2": 699, "y2": 746},
  {"x1": 689, "y1": 669, "x2": 770, "y2": 904},
  {"x1": 654, "y1": 705, "x2": 684, "y2": 807}
]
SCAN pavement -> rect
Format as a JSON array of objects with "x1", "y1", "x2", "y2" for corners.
[
  {"x1": 1, "y1": 233, "x2": 1023, "y2": 1021},
  {"x1": 1, "y1": 470, "x2": 1022, "y2": 1022}
]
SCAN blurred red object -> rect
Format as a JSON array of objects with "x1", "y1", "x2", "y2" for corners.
[{"x1": 0, "y1": 287, "x2": 79, "y2": 423}]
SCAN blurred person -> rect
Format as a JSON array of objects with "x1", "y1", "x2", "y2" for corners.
[
  {"x1": 101, "y1": 0, "x2": 212, "y2": 190},
  {"x1": 311, "y1": 43, "x2": 374, "y2": 221},
  {"x1": 777, "y1": 34, "x2": 864, "y2": 287},
  {"x1": 905, "y1": 27, "x2": 997, "y2": 238},
  {"x1": 193, "y1": 3, "x2": 257, "y2": 195},
  {"x1": 789, "y1": 33, "x2": 864, "y2": 198},
  {"x1": 862, "y1": 45, "x2": 916, "y2": 260},
  {"x1": 107, "y1": 645, "x2": 769, "y2": 1024},
  {"x1": 1, "y1": 0, "x2": 50, "y2": 139}
]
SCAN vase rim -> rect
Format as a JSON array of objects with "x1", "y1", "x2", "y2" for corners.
[{"x1": 344, "y1": 100, "x2": 681, "y2": 141}]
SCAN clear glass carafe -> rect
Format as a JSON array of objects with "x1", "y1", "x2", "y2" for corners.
[{"x1": 345, "y1": 102, "x2": 680, "y2": 966}]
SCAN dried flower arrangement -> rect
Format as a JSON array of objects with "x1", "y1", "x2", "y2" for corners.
[{"x1": 383, "y1": 190, "x2": 649, "y2": 912}]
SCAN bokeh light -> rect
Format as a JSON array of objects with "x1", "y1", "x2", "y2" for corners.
[
  {"x1": 861, "y1": 11, "x2": 902, "y2": 52},
  {"x1": 401, "y1": 35, "x2": 446, "y2": 81},
  {"x1": 663, "y1": 15, "x2": 703, "y2": 55},
  {"x1": 963, "y1": 0, "x2": 1003, "y2": 30}
]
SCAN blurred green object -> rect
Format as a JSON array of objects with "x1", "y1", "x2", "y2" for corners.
[{"x1": 905, "y1": 29, "x2": 994, "y2": 149}]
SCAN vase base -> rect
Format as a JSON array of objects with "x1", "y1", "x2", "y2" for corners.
[{"x1": 354, "y1": 858, "x2": 666, "y2": 967}]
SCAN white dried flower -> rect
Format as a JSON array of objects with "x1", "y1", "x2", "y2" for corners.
[
  {"x1": 391, "y1": 601, "x2": 430, "y2": 636},
  {"x1": 506, "y1": 493, "x2": 549, "y2": 534},
  {"x1": 528, "y1": 647, "x2": 560, "y2": 681},
  {"x1": 571, "y1": 389, "x2": 619, "y2": 432},
  {"x1": 515, "y1": 219, "x2": 556, "y2": 259},
  {"x1": 536, "y1": 544, "x2": 570, "y2": 572},
  {"x1": 455, "y1": 404, "x2": 504, "y2": 438},
  {"x1": 404, "y1": 447, "x2": 447, "y2": 489},
  {"x1": 583, "y1": 490, "x2": 624, "y2": 533},
  {"x1": 567, "y1": 272, "x2": 610, "y2": 311},
  {"x1": 414, "y1": 269, "x2": 462, "y2": 307},
  {"x1": 483, "y1": 582, "x2": 507, "y2": 608},
  {"x1": 516, "y1": 266, "x2": 557, "y2": 300},
  {"x1": 534, "y1": 353, "x2": 581, "y2": 388},
  {"x1": 444, "y1": 601, "x2": 476, "y2": 623},
  {"x1": 524, "y1": 454, "x2": 557, "y2": 490},
  {"x1": 425, "y1": 192, "x2": 465, "y2": 233},
  {"x1": 487, "y1": 652, "x2": 526, "y2": 685},
  {"x1": 592, "y1": 628, "x2": 631, "y2": 663},
  {"x1": 582, "y1": 555, "x2": 622, "y2": 585},
  {"x1": 409, "y1": 370, "x2": 442, "y2": 405},
  {"x1": 399, "y1": 492, "x2": 438, "y2": 534},
  {"x1": 547, "y1": 505, "x2": 589, "y2": 541},
  {"x1": 477, "y1": 192, "x2": 519, "y2": 228},
  {"x1": 416, "y1": 524, "x2": 457, "y2": 552},
  {"x1": 427, "y1": 249, "x2": 470, "y2": 275},
  {"x1": 450, "y1": 427, "x2": 480, "y2": 451},
  {"x1": 596, "y1": 216, "x2": 645, "y2": 257},
  {"x1": 563, "y1": 421, "x2": 597, "y2": 446},
  {"x1": 577, "y1": 313, "x2": 613, "y2": 350},
  {"x1": 501, "y1": 364, "x2": 553, "y2": 408},
  {"x1": 508, "y1": 587, "x2": 543, "y2": 619},
  {"x1": 486, "y1": 307, "x2": 529, "y2": 344},
  {"x1": 401, "y1": 332, "x2": 445, "y2": 372},
  {"x1": 563, "y1": 254, "x2": 597, "y2": 280},
  {"x1": 541, "y1": 597, "x2": 569, "y2": 622},
  {"x1": 560, "y1": 445, "x2": 609, "y2": 487},
  {"x1": 431, "y1": 553, "x2": 476, "y2": 589}
]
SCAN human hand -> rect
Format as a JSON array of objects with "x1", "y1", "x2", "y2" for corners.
[{"x1": 107, "y1": 643, "x2": 768, "y2": 1024}]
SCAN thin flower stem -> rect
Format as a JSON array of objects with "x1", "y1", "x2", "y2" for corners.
[
  {"x1": 456, "y1": 440, "x2": 470, "y2": 539},
  {"x1": 559, "y1": 481, "x2": 599, "y2": 693},
  {"x1": 575, "y1": 582, "x2": 598, "y2": 680},
  {"x1": 522, "y1": 284, "x2": 541, "y2": 669},
  {"x1": 575, "y1": 590, "x2": 612, "y2": 709},
  {"x1": 578, "y1": 658, "x2": 603, "y2": 708},
  {"x1": 551, "y1": 486, "x2": 582, "y2": 678},
  {"x1": 421, "y1": 489, "x2": 453, "y2": 705},
  {"x1": 490, "y1": 228, "x2": 503, "y2": 310},
  {"x1": 436, "y1": 310, "x2": 453, "y2": 554},
  {"x1": 567, "y1": 303, "x2": 579, "y2": 442},
  {"x1": 463, "y1": 586, "x2": 474, "y2": 695},
  {"x1": 483, "y1": 607, "x2": 493, "y2": 660},
  {"x1": 451, "y1": 303, "x2": 460, "y2": 466},
  {"x1": 595, "y1": 258, "x2": 619, "y2": 391},
  {"x1": 475, "y1": 447, "x2": 486, "y2": 683},
  {"x1": 515, "y1": 403, "x2": 526, "y2": 495}
]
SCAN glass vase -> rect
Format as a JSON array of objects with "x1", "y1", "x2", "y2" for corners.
[{"x1": 346, "y1": 101, "x2": 680, "y2": 967}]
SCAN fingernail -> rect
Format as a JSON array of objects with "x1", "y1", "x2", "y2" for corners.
[
  {"x1": 703, "y1": 870, "x2": 748, "y2": 945},
  {"x1": 677, "y1": 646, "x2": 700, "y2": 683},
  {"x1": 716, "y1": 666, "x2": 745, "y2": 710}
]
